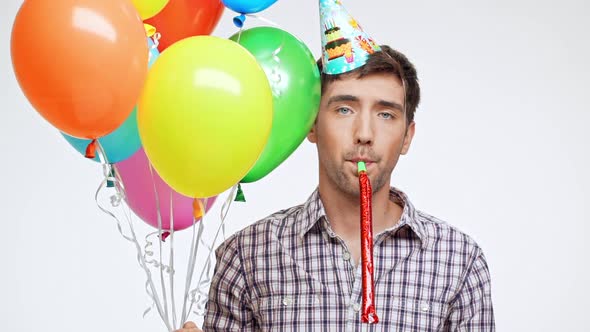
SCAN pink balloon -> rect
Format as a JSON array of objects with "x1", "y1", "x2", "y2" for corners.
[{"x1": 114, "y1": 148, "x2": 216, "y2": 231}]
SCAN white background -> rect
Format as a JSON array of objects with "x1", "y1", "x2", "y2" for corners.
[{"x1": 1, "y1": 0, "x2": 589, "y2": 331}]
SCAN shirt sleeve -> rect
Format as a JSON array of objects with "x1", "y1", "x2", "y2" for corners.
[
  {"x1": 445, "y1": 248, "x2": 495, "y2": 331},
  {"x1": 203, "y1": 236, "x2": 256, "y2": 331}
]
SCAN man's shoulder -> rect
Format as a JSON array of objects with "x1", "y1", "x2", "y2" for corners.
[
  {"x1": 414, "y1": 209, "x2": 485, "y2": 257},
  {"x1": 215, "y1": 203, "x2": 305, "y2": 256}
]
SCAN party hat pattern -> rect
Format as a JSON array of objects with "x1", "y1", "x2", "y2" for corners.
[{"x1": 319, "y1": 0, "x2": 381, "y2": 75}]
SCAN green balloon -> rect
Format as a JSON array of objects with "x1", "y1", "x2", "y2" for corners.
[{"x1": 231, "y1": 27, "x2": 321, "y2": 183}]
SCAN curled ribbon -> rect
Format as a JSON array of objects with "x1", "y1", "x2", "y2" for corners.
[
  {"x1": 94, "y1": 142, "x2": 173, "y2": 331},
  {"x1": 144, "y1": 232, "x2": 174, "y2": 273},
  {"x1": 92, "y1": 141, "x2": 239, "y2": 330},
  {"x1": 186, "y1": 184, "x2": 238, "y2": 319},
  {"x1": 233, "y1": 15, "x2": 286, "y2": 98}
]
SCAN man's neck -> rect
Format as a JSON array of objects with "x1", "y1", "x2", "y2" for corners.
[{"x1": 318, "y1": 179, "x2": 403, "y2": 264}]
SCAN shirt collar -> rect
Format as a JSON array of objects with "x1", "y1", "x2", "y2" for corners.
[
  {"x1": 298, "y1": 186, "x2": 428, "y2": 249},
  {"x1": 387, "y1": 187, "x2": 428, "y2": 249},
  {"x1": 297, "y1": 188, "x2": 326, "y2": 237}
]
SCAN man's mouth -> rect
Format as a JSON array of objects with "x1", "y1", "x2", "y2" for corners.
[
  {"x1": 348, "y1": 157, "x2": 375, "y2": 164},
  {"x1": 346, "y1": 158, "x2": 375, "y2": 168}
]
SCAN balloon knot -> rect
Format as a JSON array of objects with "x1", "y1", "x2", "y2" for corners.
[
  {"x1": 234, "y1": 183, "x2": 246, "y2": 202},
  {"x1": 233, "y1": 14, "x2": 246, "y2": 28},
  {"x1": 106, "y1": 167, "x2": 117, "y2": 188},
  {"x1": 160, "y1": 231, "x2": 171, "y2": 242},
  {"x1": 85, "y1": 139, "x2": 98, "y2": 159},
  {"x1": 144, "y1": 23, "x2": 156, "y2": 37},
  {"x1": 193, "y1": 198, "x2": 204, "y2": 219}
]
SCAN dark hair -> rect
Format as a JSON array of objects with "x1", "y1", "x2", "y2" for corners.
[{"x1": 317, "y1": 45, "x2": 420, "y2": 124}]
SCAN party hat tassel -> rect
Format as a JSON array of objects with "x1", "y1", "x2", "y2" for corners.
[{"x1": 358, "y1": 161, "x2": 379, "y2": 324}]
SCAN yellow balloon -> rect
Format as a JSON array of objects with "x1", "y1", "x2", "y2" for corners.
[
  {"x1": 131, "y1": 0, "x2": 169, "y2": 20},
  {"x1": 137, "y1": 36, "x2": 273, "y2": 198}
]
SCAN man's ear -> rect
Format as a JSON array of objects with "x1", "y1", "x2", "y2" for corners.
[
  {"x1": 400, "y1": 121, "x2": 416, "y2": 155},
  {"x1": 307, "y1": 122, "x2": 317, "y2": 143},
  {"x1": 309, "y1": 94, "x2": 325, "y2": 144}
]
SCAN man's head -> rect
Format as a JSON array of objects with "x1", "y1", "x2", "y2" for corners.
[{"x1": 308, "y1": 45, "x2": 421, "y2": 198}]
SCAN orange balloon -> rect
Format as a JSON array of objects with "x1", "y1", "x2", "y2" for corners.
[{"x1": 11, "y1": 0, "x2": 149, "y2": 139}]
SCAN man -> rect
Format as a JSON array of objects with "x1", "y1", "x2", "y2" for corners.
[
  {"x1": 176, "y1": 1, "x2": 494, "y2": 330},
  {"x1": 175, "y1": 43, "x2": 494, "y2": 331}
]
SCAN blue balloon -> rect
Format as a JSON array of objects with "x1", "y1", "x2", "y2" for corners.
[
  {"x1": 62, "y1": 37, "x2": 160, "y2": 164},
  {"x1": 222, "y1": 0, "x2": 278, "y2": 14},
  {"x1": 62, "y1": 107, "x2": 141, "y2": 163}
]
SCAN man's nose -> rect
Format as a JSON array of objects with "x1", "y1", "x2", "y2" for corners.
[{"x1": 353, "y1": 112, "x2": 374, "y2": 145}]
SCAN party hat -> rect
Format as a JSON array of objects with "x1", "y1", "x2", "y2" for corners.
[{"x1": 319, "y1": 0, "x2": 381, "y2": 75}]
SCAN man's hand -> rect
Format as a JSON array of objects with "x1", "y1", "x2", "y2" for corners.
[{"x1": 174, "y1": 321, "x2": 202, "y2": 332}]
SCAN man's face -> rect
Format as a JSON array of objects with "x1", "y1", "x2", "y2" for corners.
[{"x1": 307, "y1": 73, "x2": 415, "y2": 197}]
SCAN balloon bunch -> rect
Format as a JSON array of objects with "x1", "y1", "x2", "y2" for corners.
[
  {"x1": 11, "y1": 0, "x2": 320, "y2": 329},
  {"x1": 10, "y1": 0, "x2": 222, "y2": 232}
]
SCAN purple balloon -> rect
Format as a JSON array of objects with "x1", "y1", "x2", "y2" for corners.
[{"x1": 114, "y1": 148, "x2": 216, "y2": 231}]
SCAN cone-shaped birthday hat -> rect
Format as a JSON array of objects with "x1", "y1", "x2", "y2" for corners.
[{"x1": 319, "y1": 0, "x2": 381, "y2": 75}]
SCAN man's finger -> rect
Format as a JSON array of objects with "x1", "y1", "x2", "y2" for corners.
[{"x1": 183, "y1": 321, "x2": 197, "y2": 328}]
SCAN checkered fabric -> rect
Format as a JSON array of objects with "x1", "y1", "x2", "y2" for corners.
[{"x1": 204, "y1": 187, "x2": 494, "y2": 331}]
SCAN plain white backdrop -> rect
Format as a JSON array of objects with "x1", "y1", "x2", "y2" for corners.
[{"x1": 1, "y1": 0, "x2": 589, "y2": 331}]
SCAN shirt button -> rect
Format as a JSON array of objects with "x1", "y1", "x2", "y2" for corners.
[
  {"x1": 343, "y1": 251, "x2": 351, "y2": 261},
  {"x1": 421, "y1": 303, "x2": 430, "y2": 312},
  {"x1": 282, "y1": 296, "x2": 293, "y2": 306},
  {"x1": 352, "y1": 302, "x2": 361, "y2": 312}
]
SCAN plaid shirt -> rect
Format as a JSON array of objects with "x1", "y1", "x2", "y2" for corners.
[{"x1": 204, "y1": 187, "x2": 494, "y2": 331}]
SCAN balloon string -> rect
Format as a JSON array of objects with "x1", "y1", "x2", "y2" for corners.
[
  {"x1": 114, "y1": 164, "x2": 172, "y2": 327},
  {"x1": 187, "y1": 183, "x2": 238, "y2": 318},
  {"x1": 143, "y1": 280, "x2": 156, "y2": 318},
  {"x1": 269, "y1": 41, "x2": 284, "y2": 97},
  {"x1": 233, "y1": 14, "x2": 286, "y2": 98},
  {"x1": 148, "y1": 163, "x2": 171, "y2": 328},
  {"x1": 115, "y1": 187, "x2": 166, "y2": 321},
  {"x1": 94, "y1": 142, "x2": 172, "y2": 332},
  {"x1": 236, "y1": 26, "x2": 243, "y2": 44},
  {"x1": 180, "y1": 209, "x2": 206, "y2": 324},
  {"x1": 151, "y1": 32, "x2": 161, "y2": 50},
  {"x1": 169, "y1": 191, "x2": 178, "y2": 329},
  {"x1": 233, "y1": 13, "x2": 281, "y2": 39},
  {"x1": 143, "y1": 232, "x2": 174, "y2": 273},
  {"x1": 148, "y1": 30, "x2": 161, "y2": 64},
  {"x1": 190, "y1": 237, "x2": 214, "y2": 317},
  {"x1": 244, "y1": 13, "x2": 281, "y2": 27}
]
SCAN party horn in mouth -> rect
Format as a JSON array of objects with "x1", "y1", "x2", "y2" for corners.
[{"x1": 358, "y1": 161, "x2": 379, "y2": 324}]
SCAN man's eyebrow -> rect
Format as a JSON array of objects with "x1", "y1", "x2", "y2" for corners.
[
  {"x1": 327, "y1": 94, "x2": 360, "y2": 105},
  {"x1": 377, "y1": 100, "x2": 404, "y2": 112}
]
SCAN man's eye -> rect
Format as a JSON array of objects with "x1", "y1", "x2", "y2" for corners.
[
  {"x1": 337, "y1": 107, "x2": 352, "y2": 115},
  {"x1": 379, "y1": 112, "x2": 394, "y2": 119}
]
